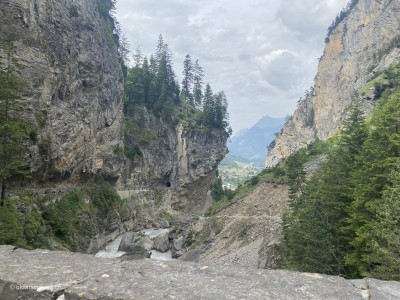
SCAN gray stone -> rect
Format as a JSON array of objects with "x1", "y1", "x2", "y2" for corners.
[
  {"x1": 175, "y1": 214, "x2": 194, "y2": 226},
  {"x1": 1, "y1": 246, "x2": 400, "y2": 299},
  {"x1": 172, "y1": 236, "x2": 184, "y2": 252},
  {"x1": 120, "y1": 246, "x2": 151, "y2": 261},
  {"x1": 118, "y1": 232, "x2": 134, "y2": 252},
  {"x1": 153, "y1": 231, "x2": 170, "y2": 252},
  {"x1": 133, "y1": 236, "x2": 154, "y2": 252},
  {"x1": 159, "y1": 219, "x2": 170, "y2": 229}
]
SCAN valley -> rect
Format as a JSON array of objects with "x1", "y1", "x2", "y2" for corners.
[{"x1": 1, "y1": 0, "x2": 400, "y2": 298}]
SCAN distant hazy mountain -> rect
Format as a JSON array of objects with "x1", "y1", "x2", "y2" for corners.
[{"x1": 228, "y1": 115, "x2": 285, "y2": 163}]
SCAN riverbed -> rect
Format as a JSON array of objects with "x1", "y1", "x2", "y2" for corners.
[{"x1": 95, "y1": 229, "x2": 173, "y2": 261}]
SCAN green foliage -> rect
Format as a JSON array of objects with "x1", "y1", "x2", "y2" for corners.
[
  {"x1": 124, "y1": 36, "x2": 230, "y2": 134},
  {"x1": 124, "y1": 145, "x2": 143, "y2": 161},
  {"x1": 29, "y1": 130, "x2": 37, "y2": 143},
  {"x1": 154, "y1": 189, "x2": 163, "y2": 206},
  {"x1": 278, "y1": 65, "x2": 400, "y2": 280},
  {"x1": 0, "y1": 198, "x2": 53, "y2": 250},
  {"x1": 210, "y1": 216, "x2": 223, "y2": 235},
  {"x1": 124, "y1": 121, "x2": 158, "y2": 147},
  {"x1": 35, "y1": 110, "x2": 47, "y2": 127},
  {"x1": 353, "y1": 163, "x2": 400, "y2": 281},
  {"x1": 78, "y1": 61, "x2": 93, "y2": 71},
  {"x1": 250, "y1": 176, "x2": 259, "y2": 186},
  {"x1": 0, "y1": 201, "x2": 26, "y2": 247},
  {"x1": 186, "y1": 229, "x2": 197, "y2": 246},
  {"x1": 44, "y1": 179, "x2": 128, "y2": 252},
  {"x1": 372, "y1": 35, "x2": 400, "y2": 67},
  {"x1": 158, "y1": 210, "x2": 175, "y2": 226},
  {"x1": 237, "y1": 220, "x2": 249, "y2": 237},
  {"x1": 38, "y1": 139, "x2": 50, "y2": 155},
  {"x1": 325, "y1": 0, "x2": 359, "y2": 43},
  {"x1": 0, "y1": 34, "x2": 32, "y2": 200}
]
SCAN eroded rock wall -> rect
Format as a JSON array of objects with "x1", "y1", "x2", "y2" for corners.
[
  {"x1": 266, "y1": 0, "x2": 400, "y2": 166},
  {"x1": 122, "y1": 106, "x2": 228, "y2": 215},
  {"x1": 1, "y1": 0, "x2": 125, "y2": 184}
]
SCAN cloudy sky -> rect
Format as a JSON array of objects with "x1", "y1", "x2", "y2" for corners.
[{"x1": 116, "y1": 0, "x2": 349, "y2": 135}]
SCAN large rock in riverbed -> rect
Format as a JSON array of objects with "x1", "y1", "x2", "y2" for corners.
[
  {"x1": 0, "y1": 246, "x2": 399, "y2": 299},
  {"x1": 153, "y1": 231, "x2": 170, "y2": 252}
]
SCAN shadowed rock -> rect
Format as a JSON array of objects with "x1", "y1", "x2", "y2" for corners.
[{"x1": 153, "y1": 231, "x2": 170, "y2": 252}]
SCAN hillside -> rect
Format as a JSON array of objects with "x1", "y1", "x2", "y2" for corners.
[
  {"x1": 267, "y1": 0, "x2": 400, "y2": 167},
  {"x1": 229, "y1": 115, "x2": 285, "y2": 163},
  {"x1": 218, "y1": 153, "x2": 263, "y2": 189}
]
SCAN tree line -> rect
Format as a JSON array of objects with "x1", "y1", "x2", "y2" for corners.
[
  {"x1": 124, "y1": 35, "x2": 230, "y2": 132},
  {"x1": 276, "y1": 63, "x2": 400, "y2": 280}
]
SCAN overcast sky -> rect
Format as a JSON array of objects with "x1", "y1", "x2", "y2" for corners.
[{"x1": 116, "y1": 0, "x2": 349, "y2": 135}]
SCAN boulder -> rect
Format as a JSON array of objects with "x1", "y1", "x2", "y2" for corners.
[
  {"x1": 133, "y1": 236, "x2": 154, "y2": 252},
  {"x1": 153, "y1": 231, "x2": 170, "y2": 252},
  {"x1": 118, "y1": 232, "x2": 134, "y2": 252},
  {"x1": 120, "y1": 246, "x2": 151, "y2": 261},
  {"x1": 172, "y1": 236, "x2": 184, "y2": 252},
  {"x1": 159, "y1": 219, "x2": 170, "y2": 229},
  {"x1": 174, "y1": 214, "x2": 193, "y2": 228}
]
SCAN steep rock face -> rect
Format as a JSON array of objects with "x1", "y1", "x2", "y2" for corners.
[
  {"x1": 1, "y1": 0, "x2": 124, "y2": 184},
  {"x1": 121, "y1": 106, "x2": 228, "y2": 215},
  {"x1": 266, "y1": 0, "x2": 400, "y2": 166}
]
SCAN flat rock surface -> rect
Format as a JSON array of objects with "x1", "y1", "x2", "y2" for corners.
[{"x1": 0, "y1": 245, "x2": 399, "y2": 299}]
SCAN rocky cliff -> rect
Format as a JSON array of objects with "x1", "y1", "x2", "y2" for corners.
[
  {"x1": 266, "y1": 0, "x2": 400, "y2": 166},
  {"x1": 1, "y1": 245, "x2": 400, "y2": 299},
  {"x1": 1, "y1": 0, "x2": 228, "y2": 208},
  {"x1": 1, "y1": 0, "x2": 125, "y2": 183},
  {"x1": 120, "y1": 106, "x2": 228, "y2": 215},
  {"x1": 1, "y1": 0, "x2": 228, "y2": 253}
]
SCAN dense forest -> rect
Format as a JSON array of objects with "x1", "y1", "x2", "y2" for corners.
[
  {"x1": 273, "y1": 63, "x2": 400, "y2": 280},
  {"x1": 124, "y1": 35, "x2": 230, "y2": 133}
]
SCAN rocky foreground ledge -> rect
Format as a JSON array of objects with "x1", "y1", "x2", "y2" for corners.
[{"x1": 0, "y1": 246, "x2": 399, "y2": 299}]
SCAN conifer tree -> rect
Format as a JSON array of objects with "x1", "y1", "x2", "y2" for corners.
[
  {"x1": 358, "y1": 163, "x2": 400, "y2": 280},
  {"x1": 193, "y1": 59, "x2": 204, "y2": 110},
  {"x1": 182, "y1": 54, "x2": 194, "y2": 106}
]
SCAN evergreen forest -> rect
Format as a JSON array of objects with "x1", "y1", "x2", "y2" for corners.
[
  {"x1": 124, "y1": 35, "x2": 230, "y2": 134},
  {"x1": 273, "y1": 63, "x2": 400, "y2": 280}
]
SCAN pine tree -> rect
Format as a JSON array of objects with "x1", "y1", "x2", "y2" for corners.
[
  {"x1": 182, "y1": 54, "x2": 194, "y2": 106},
  {"x1": 346, "y1": 89, "x2": 400, "y2": 277},
  {"x1": 193, "y1": 59, "x2": 204, "y2": 110},
  {"x1": 0, "y1": 35, "x2": 31, "y2": 202},
  {"x1": 358, "y1": 163, "x2": 400, "y2": 280},
  {"x1": 202, "y1": 83, "x2": 215, "y2": 127}
]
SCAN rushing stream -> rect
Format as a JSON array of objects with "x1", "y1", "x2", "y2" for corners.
[
  {"x1": 95, "y1": 235, "x2": 126, "y2": 258},
  {"x1": 95, "y1": 229, "x2": 173, "y2": 261}
]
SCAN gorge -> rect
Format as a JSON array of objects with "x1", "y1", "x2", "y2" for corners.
[{"x1": 1, "y1": 0, "x2": 400, "y2": 299}]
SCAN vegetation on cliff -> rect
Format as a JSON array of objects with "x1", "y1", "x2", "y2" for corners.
[
  {"x1": 0, "y1": 35, "x2": 32, "y2": 201},
  {"x1": 276, "y1": 63, "x2": 400, "y2": 280},
  {"x1": 0, "y1": 178, "x2": 128, "y2": 252},
  {"x1": 124, "y1": 35, "x2": 231, "y2": 134}
]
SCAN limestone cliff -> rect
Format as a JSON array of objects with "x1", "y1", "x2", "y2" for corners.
[
  {"x1": 1, "y1": 0, "x2": 125, "y2": 183},
  {"x1": 0, "y1": 0, "x2": 229, "y2": 253},
  {"x1": 119, "y1": 106, "x2": 228, "y2": 215},
  {"x1": 266, "y1": 0, "x2": 400, "y2": 166},
  {"x1": 1, "y1": 0, "x2": 228, "y2": 203}
]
